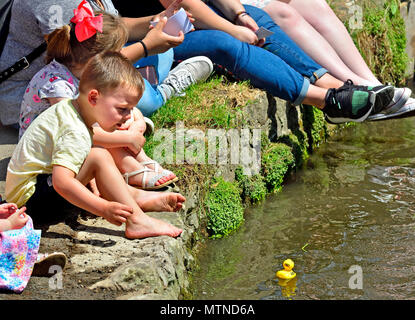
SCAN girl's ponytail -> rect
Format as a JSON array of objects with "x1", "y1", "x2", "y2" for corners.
[{"x1": 45, "y1": 25, "x2": 72, "y2": 65}]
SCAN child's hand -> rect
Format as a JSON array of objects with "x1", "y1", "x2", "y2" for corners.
[
  {"x1": 6, "y1": 207, "x2": 29, "y2": 230},
  {"x1": 143, "y1": 16, "x2": 185, "y2": 56},
  {"x1": 102, "y1": 201, "x2": 134, "y2": 226},
  {"x1": 127, "y1": 122, "x2": 146, "y2": 155},
  {"x1": 0, "y1": 203, "x2": 18, "y2": 218}
]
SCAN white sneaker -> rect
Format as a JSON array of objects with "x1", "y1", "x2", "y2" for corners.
[
  {"x1": 159, "y1": 56, "x2": 214, "y2": 100},
  {"x1": 368, "y1": 87, "x2": 412, "y2": 120}
]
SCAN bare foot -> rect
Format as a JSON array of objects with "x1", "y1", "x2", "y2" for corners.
[
  {"x1": 125, "y1": 212, "x2": 183, "y2": 239},
  {"x1": 135, "y1": 191, "x2": 186, "y2": 212}
]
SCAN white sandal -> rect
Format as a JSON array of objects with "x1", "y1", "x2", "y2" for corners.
[
  {"x1": 123, "y1": 167, "x2": 177, "y2": 190},
  {"x1": 140, "y1": 160, "x2": 178, "y2": 181},
  {"x1": 143, "y1": 117, "x2": 154, "y2": 135}
]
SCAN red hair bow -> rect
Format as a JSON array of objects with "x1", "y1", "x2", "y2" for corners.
[{"x1": 70, "y1": 0, "x2": 103, "y2": 42}]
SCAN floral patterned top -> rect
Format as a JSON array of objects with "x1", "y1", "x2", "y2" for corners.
[{"x1": 19, "y1": 60, "x2": 79, "y2": 139}]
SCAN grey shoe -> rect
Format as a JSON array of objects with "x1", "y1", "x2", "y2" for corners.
[
  {"x1": 368, "y1": 87, "x2": 412, "y2": 120},
  {"x1": 159, "y1": 56, "x2": 214, "y2": 100},
  {"x1": 368, "y1": 97, "x2": 415, "y2": 121}
]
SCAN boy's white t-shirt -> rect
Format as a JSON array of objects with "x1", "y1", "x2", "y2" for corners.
[{"x1": 5, "y1": 99, "x2": 93, "y2": 207}]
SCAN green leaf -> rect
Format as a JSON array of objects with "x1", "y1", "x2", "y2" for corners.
[{"x1": 390, "y1": 2, "x2": 398, "y2": 16}]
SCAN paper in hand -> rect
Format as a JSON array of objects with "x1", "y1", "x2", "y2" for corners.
[
  {"x1": 150, "y1": 8, "x2": 194, "y2": 36},
  {"x1": 255, "y1": 27, "x2": 274, "y2": 39}
]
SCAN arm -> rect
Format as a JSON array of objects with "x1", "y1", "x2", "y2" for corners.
[
  {"x1": 160, "y1": 0, "x2": 258, "y2": 44},
  {"x1": 120, "y1": 0, "x2": 185, "y2": 40},
  {"x1": 209, "y1": 0, "x2": 245, "y2": 21},
  {"x1": 121, "y1": 16, "x2": 156, "y2": 41},
  {"x1": 52, "y1": 165, "x2": 132, "y2": 226},
  {"x1": 92, "y1": 127, "x2": 134, "y2": 149},
  {"x1": 209, "y1": 0, "x2": 259, "y2": 29},
  {"x1": 92, "y1": 121, "x2": 145, "y2": 155},
  {"x1": 120, "y1": 15, "x2": 184, "y2": 63}
]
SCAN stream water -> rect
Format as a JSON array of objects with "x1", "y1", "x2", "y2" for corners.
[{"x1": 191, "y1": 110, "x2": 415, "y2": 300}]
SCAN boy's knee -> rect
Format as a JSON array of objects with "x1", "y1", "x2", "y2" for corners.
[{"x1": 89, "y1": 147, "x2": 114, "y2": 163}]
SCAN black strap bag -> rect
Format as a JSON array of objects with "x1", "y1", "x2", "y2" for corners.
[{"x1": 0, "y1": 0, "x2": 46, "y2": 84}]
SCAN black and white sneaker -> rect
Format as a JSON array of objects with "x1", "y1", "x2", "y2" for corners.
[
  {"x1": 368, "y1": 87, "x2": 413, "y2": 121},
  {"x1": 323, "y1": 80, "x2": 394, "y2": 124}
]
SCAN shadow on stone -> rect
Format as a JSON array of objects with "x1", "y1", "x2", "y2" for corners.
[{"x1": 0, "y1": 157, "x2": 10, "y2": 181}]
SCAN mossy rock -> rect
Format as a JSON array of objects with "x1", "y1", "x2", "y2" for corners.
[
  {"x1": 278, "y1": 130, "x2": 309, "y2": 168},
  {"x1": 301, "y1": 105, "x2": 327, "y2": 150},
  {"x1": 204, "y1": 177, "x2": 244, "y2": 238},
  {"x1": 235, "y1": 167, "x2": 267, "y2": 204},
  {"x1": 261, "y1": 143, "x2": 296, "y2": 193}
]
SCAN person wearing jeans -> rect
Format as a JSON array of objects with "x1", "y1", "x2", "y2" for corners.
[
  {"x1": 240, "y1": 0, "x2": 414, "y2": 120},
  {"x1": 174, "y1": 4, "x2": 328, "y2": 105},
  {"x1": 132, "y1": 48, "x2": 174, "y2": 116},
  {"x1": 163, "y1": 0, "x2": 395, "y2": 124}
]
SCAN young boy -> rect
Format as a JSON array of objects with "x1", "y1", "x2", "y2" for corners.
[{"x1": 5, "y1": 51, "x2": 184, "y2": 239}]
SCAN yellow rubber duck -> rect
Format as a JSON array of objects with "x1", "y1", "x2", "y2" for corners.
[
  {"x1": 278, "y1": 277, "x2": 297, "y2": 298},
  {"x1": 276, "y1": 259, "x2": 296, "y2": 280}
]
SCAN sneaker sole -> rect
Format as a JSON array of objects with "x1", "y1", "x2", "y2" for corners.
[
  {"x1": 368, "y1": 100, "x2": 415, "y2": 121},
  {"x1": 368, "y1": 87, "x2": 412, "y2": 120},
  {"x1": 325, "y1": 92, "x2": 376, "y2": 124},
  {"x1": 32, "y1": 252, "x2": 67, "y2": 277}
]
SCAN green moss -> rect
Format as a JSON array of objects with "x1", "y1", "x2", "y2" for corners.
[
  {"x1": 346, "y1": 0, "x2": 408, "y2": 85},
  {"x1": 235, "y1": 167, "x2": 267, "y2": 204},
  {"x1": 302, "y1": 105, "x2": 327, "y2": 150},
  {"x1": 204, "y1": 177, "x2": 244, "y2": 238},
  {"x1": 261, "y1": 143, "x2": 296, "y2": 193},
  {"x1": 149, "y1": 76, "x2": 252, "y2": 130},
  {"x1": 278, "y1": 130, "x2": 309, "y2": 168}
]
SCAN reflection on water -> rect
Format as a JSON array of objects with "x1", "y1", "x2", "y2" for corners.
[{"x1": 192, "y1": 116, "x2": 415, "y2": 300}]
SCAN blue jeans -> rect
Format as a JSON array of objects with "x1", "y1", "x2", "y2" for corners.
[
  {"x1": 173, "y1": 4, "x2": 327, "y2": 105},
  {"x1": 130, "y1": 47, "x2": 174, "y2": 116}
]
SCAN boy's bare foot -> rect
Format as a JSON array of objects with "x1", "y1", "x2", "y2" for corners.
[
  {"x1": 135, "y1": 191, "x2": 186, "y2": 212},
  {"x1": 125, "y1": 213, "x2": 183, "y2": 239}
]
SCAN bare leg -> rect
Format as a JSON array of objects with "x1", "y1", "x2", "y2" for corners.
[
  {"x1": 302, "y1": 85, "x2": 328, "y2": 109},
  {"x1": 280, "y1": 0, "x2": 381, "y2": 85},
  {"x1": 314, "y1": 73, "x2": 344, "y2": 89},
  {"x1": 263, "y1": 0, "x2": 375, "y2": 85},
  {"x1": 76, "y1": 147, "x2": 183, "y2": 239}
]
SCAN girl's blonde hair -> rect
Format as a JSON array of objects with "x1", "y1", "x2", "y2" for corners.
[{"x1": 45, "y1": 12, "x2": 128, "y2": 68}]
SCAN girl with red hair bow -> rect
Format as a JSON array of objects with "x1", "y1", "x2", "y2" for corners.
[{"x1": 19, "y1": 1, "x2": 179, "y2": 191}]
